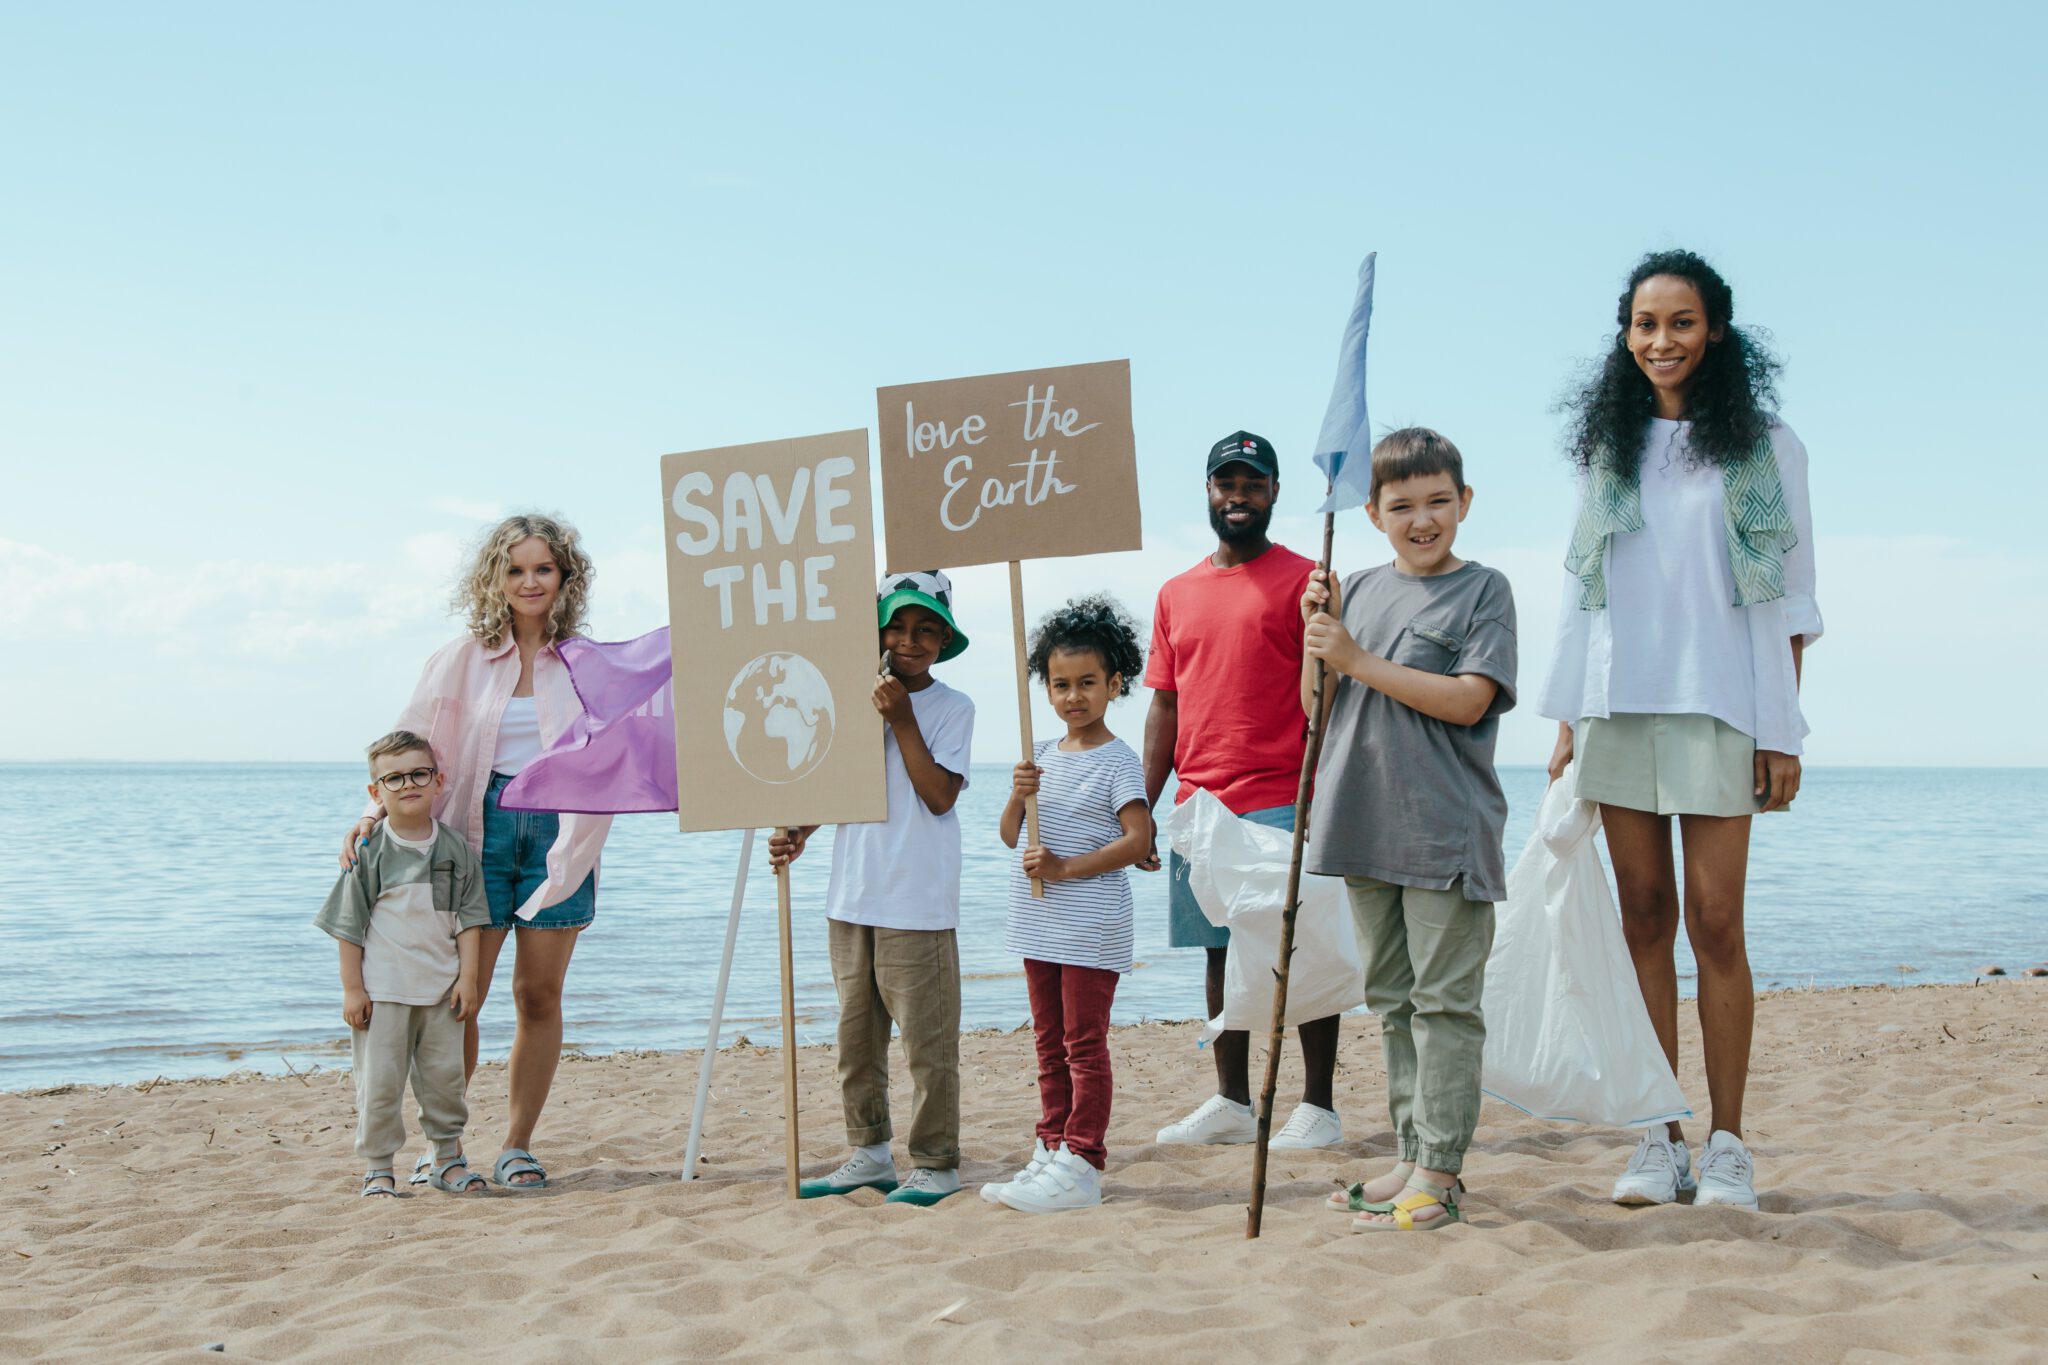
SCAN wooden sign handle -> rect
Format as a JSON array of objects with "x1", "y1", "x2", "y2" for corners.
[
  {"x1": 775, "y1": 830, "x2": 800, "y2": 1199},
  {"x1": 1009, "y1": 560, "x2": 1045, "y2": 900}
]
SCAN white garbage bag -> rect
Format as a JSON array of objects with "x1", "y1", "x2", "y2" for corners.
[
  {"x1": 1163, "y1": 789, "x2": 1365, "y2": 1042},
  {"x1": 1480, "y1": 764, "x2": 1691, "y2": 1127}
]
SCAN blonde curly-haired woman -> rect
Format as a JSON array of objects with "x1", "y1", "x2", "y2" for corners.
[{"x1": 340, "y1": 513, "x2": 612, "y2": 1190}]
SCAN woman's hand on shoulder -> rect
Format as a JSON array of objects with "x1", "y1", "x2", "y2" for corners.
[
  {"x1": 1755, "y1": 750, "x2": 1801, "y2": 813},
  {"x1": 340, "y1": 816, "x2": 381, "y2": 869},
  {"x1": 1299, "y1": 568, "x2": 1342, "y2": 624}
]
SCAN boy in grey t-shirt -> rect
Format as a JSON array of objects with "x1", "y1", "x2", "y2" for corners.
[
  {"x1": 315, "y1": 730, "x2": 491, "y2": 1197},
  {"x1": 1299, "y1": 428, "x2": 1516, "y2": 1234}
]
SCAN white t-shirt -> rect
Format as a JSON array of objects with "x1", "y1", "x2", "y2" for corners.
[
  {"x1": 1004, "y1": 737, "x2": 1147, "y2": 972},
  {"x1": 824, "y1": 679, "x2": 975, "y2": 931},
  {"x1": 362, "y1": 825, "x2": 462, "y2": 1005},
  {"x1": 1539, "y1": 418, "x2": 1823, "y2": 755},
  {"x1": 492, "y1": 694, "x2": 543, "y2": 775}
]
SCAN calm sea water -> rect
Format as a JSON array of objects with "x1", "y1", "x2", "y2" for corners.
[{"x1": 1, "y1": 764, "x2": 2042, "y2": 1091}]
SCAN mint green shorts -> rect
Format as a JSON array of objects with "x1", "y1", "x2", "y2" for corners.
[{"x1": 1573, "y1": 713, "x2": 1759, "y2": 818}]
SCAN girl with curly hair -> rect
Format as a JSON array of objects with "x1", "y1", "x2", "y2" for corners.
[
  {"x1": 987, "y1": 595, "x2": 1152, "y2": 1213},
  {"x1": 338, "y1": 513, "x2": 613, "y2": 1191},
  {"x1": 1540, "y1": 251, "x2": 1823, "y2": 1212}
]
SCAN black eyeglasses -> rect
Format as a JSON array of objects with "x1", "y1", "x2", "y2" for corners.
[{"x1": 375, "y1": 767, "x2": 438, "y2": 792}]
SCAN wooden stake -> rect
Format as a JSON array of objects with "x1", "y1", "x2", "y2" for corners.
[
  {"x1": 775, "y1": 829, "x2": 801, "y2": 1199},
  {"x1": 1010, "y1": 559, "x2": 1045, "y2": 899},
  {"x1": 1247, "y1": 505, "x2": 1337, "y2": 1239},
  {"x1": 681, "y1": 826, "x2": 754, "y2": 1181}
]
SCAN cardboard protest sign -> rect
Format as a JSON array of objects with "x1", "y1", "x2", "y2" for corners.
[
  {"x1": 875, "y1": 359, "x2": 1140, "y2": 572},
  {"x1": 661, "y1": 429, "x2": 886, "y2": 834}
]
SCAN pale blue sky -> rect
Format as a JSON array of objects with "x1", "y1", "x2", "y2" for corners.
[{"x1": 4, "y1": 2, "x2": 2042, "y2": 766}]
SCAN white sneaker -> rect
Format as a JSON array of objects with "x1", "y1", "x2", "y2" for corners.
[
  {"x1": 980, "y1": 1139, "x2": 1052, "y2": 1204},
  {"x1": 1269, "y1": 1102, "x2": 1343, "y2": 1150},
  {"x1": 997, "y1": 1145, "x2": 1101, "y2": 1212},
  {"x1": 1612, "y1": 1129, "x2": 1697, "y2": 1205},
  {"x1": 1155, "y1": 1094, "x2": 1256, "y2": 1145},
  {"x1": 1693, "y1": 1130, "x2": 1760, "y2": 1211}
]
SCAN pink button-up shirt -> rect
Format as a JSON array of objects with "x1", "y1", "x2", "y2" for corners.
[{"x1": 369, "y1": 633, "x2": 613, "y2": 920}]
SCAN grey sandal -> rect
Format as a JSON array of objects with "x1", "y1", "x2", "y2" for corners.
[
  {"x1": 409, "y1": 1154, "x2": 433, "y2": 1186},
  {"x1": 361, "y1": 1168, "x2": 399, "y2": 1198},
  {"x1": 493, "y1": 1148, "x2": 549, "y2": 1190},
  {"x1": 430, "y1": 1156, "x2": 487, "y2": 1194}
]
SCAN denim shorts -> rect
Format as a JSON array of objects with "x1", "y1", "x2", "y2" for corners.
[
  {"x1": 483, "y1": 772, "x2": 597, "y2": 930},
  {"x1": 1167, "y1": 803, "x2": 1295, "y2": 949}
]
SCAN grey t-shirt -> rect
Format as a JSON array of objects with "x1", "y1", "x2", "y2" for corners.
[{"x1": 1304, "y1": 560, "x2": 1518, "y2": 902}]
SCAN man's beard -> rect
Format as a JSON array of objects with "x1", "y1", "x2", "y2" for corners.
[{"x1": 1209, "y1": 501, "x2": 1272, "y2": 545}]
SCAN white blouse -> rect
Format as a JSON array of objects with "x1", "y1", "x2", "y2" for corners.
[{"x1": 1539, "y1": 418, "x2": 1822, "y2": 755}]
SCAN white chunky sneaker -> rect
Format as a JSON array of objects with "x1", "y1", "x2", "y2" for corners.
[
  {"x1": 798, "y1": 1147, "x2": 898, "y2": 1199},
  {"x1": 980, "y1": 1139, "x2": 1052, "y2": 1205},
  {"x1": 1693, "y1": 1130, "x2": 1760, "y2": 1211},
  {"x1": 1612, "y1": 1129, "x2": 1696, "y2": 1205},
  {"x1": 1155, "y1": 1094, "x2": 1257, "y2": 1145},
  {"x1": 1269, "y1": 1102, "x2": 1344, "y2": 1150},
  {"x1": 997, "y1": 1145, "x2": 1102, "y2": 1213}
]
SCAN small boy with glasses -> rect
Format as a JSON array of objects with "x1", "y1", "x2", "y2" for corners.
[{"x1": 316, "y1": 730, "x2": 491, "y2": 1196}]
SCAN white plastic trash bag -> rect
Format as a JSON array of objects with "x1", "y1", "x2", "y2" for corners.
[
  {"x1": 1480, "y1": 764, "x2": 1691, "y2": 1128},
  {"x1": 1163, "y1": 788, "x2": 1365, "y2": 1042}
]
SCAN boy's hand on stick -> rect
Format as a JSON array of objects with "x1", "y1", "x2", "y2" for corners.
[
  {"x1": 1010, "y1": 762, "x2": 1042, "y2": 799},
  {"x1": 1299, "y1": 568, "x2": 1343, "y2": 624},
  {"x1": 768, "y1": 826, "x2": 811, "y2": 867},
  {"x1": 342, "y1": 988, "x2": 372, "y2": 1030},
  {"x1": 1303, "y1": 611, "x2": 1364, "y2": 675},
  {"x1": 1021, "y1": 845, "x2": 1068, "y2": 883},
  {"x1": 872, "y1": 674, "x2": 913, "y2": 726}
]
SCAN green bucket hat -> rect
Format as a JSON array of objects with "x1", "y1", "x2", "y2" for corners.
[{"x1": 876, "y1": 570, "x2": 969, "y2": 662}]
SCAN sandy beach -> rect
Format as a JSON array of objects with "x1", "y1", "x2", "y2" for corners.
[{"x1": 3, "y1": 981, "x2": 2043, "y2": 1362}]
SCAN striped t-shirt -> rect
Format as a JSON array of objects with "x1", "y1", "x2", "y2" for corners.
[{"x1": 1004, "y1": 736, "x2": 1148, "y2": 972}]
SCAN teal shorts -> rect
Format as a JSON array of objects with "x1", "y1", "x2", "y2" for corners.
[{"x1": 1573, "y1": 713, "x2": 1759, "y2": 818}]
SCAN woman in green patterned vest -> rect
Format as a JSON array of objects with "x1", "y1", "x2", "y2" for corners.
[{"x1": 1539, "y1": 250, "x2": 1822, "y2": 1213}]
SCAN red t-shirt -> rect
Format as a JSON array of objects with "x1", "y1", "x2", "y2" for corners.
[{"x1": 1145, "y1": 544, "x2": 1313, "y2": 814}]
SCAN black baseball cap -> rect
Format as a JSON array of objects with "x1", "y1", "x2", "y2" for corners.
[{"x1": 1206, "y1": 430, "x2": 1279, "y2": 481}]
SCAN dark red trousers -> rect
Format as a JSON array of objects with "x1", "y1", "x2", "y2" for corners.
[{"x1": 1022, "y1": 958, "x2": 1120, "y2": 1170}]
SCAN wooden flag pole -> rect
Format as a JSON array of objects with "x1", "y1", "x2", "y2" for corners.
[
  {"x1": 1009, "y1": 559, "x2": 1045, "y2": 899},
  {"x1": 1247, "y1": 501, "x2": 1337, "y2": 1239},
  {"x1": 775, "y1": 828, "x2": 801, "y2": 1199},
  {"x1": 681, "y1": 826, "x2": 756, "y2": 1181}
]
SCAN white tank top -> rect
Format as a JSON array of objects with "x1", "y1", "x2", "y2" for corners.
[{"x1": 492, "y1": 695, "x2": 543, "y2": 776}]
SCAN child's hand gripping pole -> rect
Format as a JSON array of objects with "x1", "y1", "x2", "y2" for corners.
[{"x1": 1009, "y1": 560, "x2": 1045, "y2": 899}]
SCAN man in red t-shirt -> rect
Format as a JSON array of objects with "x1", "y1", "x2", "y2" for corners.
[{"x1": 1143, "y1": 431, "x2": 1344, "y2": 1149}]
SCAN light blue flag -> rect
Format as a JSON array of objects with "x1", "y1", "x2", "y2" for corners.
[{"x1": 1311, "y1": 252, "x2": 1377, "y2": 514}]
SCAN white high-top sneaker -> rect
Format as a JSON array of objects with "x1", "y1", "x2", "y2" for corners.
[
  {"x1": 996, "y1": 1144, "x2": 1102, "y2": 1213},
  {"x1": 981, "y1": 1139, "x2": 1052, "y2": 1205}
]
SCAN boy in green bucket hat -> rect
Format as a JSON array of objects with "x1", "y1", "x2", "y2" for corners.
[{"x1": 770, "y1": 570, "x2": 976, "y2": 1205}]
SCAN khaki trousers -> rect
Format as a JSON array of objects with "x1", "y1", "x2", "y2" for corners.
[
  {"x1": 827, "y1": 920, "x2": 961, "y2": 1170},
  {"x1": 1345, "y1": 877, "x2": 1495, "y2": 1175},
  {"x1": 351, "y1": 995, "x2": 468, "y2": 1170}
]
